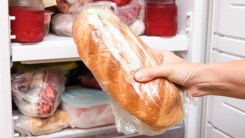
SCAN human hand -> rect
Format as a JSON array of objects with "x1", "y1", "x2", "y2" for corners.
[{"x1": 134, "y1": 50, "x2": 207, "y2": 97}]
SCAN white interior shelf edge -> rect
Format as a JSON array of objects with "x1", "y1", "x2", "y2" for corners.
[
  {"x1": 11, "y1": 34, "x2": 188, "y2": 64},
  {"x1": 24, "y1": 125, "x2": 119, "y2": 138}
]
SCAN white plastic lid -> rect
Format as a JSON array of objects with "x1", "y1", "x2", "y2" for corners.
[{"x1": 61, "y1": 85, "x2": 110, "y2": 108}]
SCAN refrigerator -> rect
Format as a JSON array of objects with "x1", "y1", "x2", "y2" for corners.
[{"x1": 0, "y1": 0, "x2": 244, "y2": 137}]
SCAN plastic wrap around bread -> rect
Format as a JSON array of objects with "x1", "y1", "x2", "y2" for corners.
[{"x1": 72, "y1": 6, "x2": 184, "y2": 135}]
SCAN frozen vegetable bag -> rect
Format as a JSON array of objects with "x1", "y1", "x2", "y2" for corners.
[{"x1": 72, "y1": 6, "x2": 184, "y2": 135}]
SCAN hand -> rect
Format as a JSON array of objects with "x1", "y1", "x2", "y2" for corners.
[
  {"x1": 134, "y1": 50, "x2": 207, "y2": 97},
  {"x1": 135, "y1": 50, "x2": 245, "y2": 99}
]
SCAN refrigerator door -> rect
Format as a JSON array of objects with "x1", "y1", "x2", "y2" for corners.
[
  {"x1": 207, "y1": 51, "x2": 245, "y2": 138},
  {"x1": 203, "y1": 0, "x2": 245, "y2": 138},
  {"x1": 211, "y1": 96, "x2": 245, "y2": 138}
]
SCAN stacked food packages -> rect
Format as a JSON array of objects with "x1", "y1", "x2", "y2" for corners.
[
  {"x1": 10, "y1": 0, "x2": 182, "y2": 136},
  {"x1": 11, "y1": 62, "x2": 116, "y2": 136},
  {"x1": 9, "y1": 0, "x2": 178, "y2": 43},
  {"x1": 52, "y1": 0, "x2": 146, "y2": 36}
]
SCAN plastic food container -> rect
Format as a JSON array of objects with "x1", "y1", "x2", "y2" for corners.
[
  {"x1": 145, "y1": 0, "x2": 177, "y2": 36},
  {"x1": 9, "y1": 0, "x2": 45, "y2": 43},
  {"x1": 44, "y1": 10, "x2": 53, "y2": 36},
  {"x1": 61, "y1": 85, "x2": 115, "y2": 128}
]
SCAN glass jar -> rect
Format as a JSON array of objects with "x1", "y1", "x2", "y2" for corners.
[
  {"x1": 145, "y1": 0, "x2": 177, "y2": 36},
  {"x1": 9, "y1": 0, "x2": 45, "y2": 43}
]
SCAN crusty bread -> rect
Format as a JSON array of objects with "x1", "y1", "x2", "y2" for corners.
[{"x1": 72, "y1": 6, "x2": 184, "y2": 132}]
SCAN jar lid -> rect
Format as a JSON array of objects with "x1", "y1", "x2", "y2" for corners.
[
  {"x1": 61, "y1": 85, "x2": 110, "y2": 108},
  {"x1": 147, "y1": 0, "x2": 175, "y2": 5},
  {"x1": 17, "y1": 0, "x2": 30, "y2": 7}
]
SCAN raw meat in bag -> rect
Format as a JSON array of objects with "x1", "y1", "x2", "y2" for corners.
[{"x1": 11, "y1": 68, "x2": 67, "y2": 118}]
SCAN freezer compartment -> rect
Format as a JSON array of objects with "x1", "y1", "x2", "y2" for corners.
[
  {"x1": 206, "y1": 123, "x2": 231, "y2": 138},
  {"x1": 212, "y1": 35, "x2": 245, "y2": 58},
  {"x1": 208, "y1": 96, "x2": 245, "y2": 138},
  {"x1": 10, "y1": 0, "x2": 196, "y2": 64},
  {"x1": 210, "y1": 51, "x2": 242, "y2": 76}
]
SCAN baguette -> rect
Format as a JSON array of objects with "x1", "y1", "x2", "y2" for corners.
[{"x1": 72, "y1": 6, "x2": 184, "y2": 133}]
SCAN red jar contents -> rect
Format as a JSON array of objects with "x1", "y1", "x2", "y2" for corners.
[
  {"x1": 145, "y1": 1, "x2": 177, "y2": 36},
  {"x1": 9, "y1": 6, "x2": 44, "y2": 43}
]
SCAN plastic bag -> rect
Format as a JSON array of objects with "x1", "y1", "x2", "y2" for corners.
[
  {"x1": 11, "y1": 67, "x2": 67, "y2": 118},
  {"x1": 56, "y1": 0, "x2": 93, "y2": 14},
  {"x1": 116, "y1": 0, "x2": 144, "y2": 25},
  {"x1": 51, "y1": 0, "x2": 145, "y2": 36},
  {"x1": 83, "y1": 0, "x2": 145, "y2": 25},
  {"x1": 12, "y1": 62, "x2": 77, "y2": 72},
  {"x1": 13, "y1": 110, "x2": 70, "y2": 136},
  {"x1": 78, "y1": 72, "x2": 102, "y2": 89},
  {"x1": 72, "y1": 6, "x2": 188, "y2": 135},
  {"x1": 51, "y1": 13, "x2": 77, "y2": 36},
  {"x1": 61, "y1": 85, "x2": 115, "y2": 128}
]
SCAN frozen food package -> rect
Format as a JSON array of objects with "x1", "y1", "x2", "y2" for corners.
[
  {"x1": 99, "y1": 0, "x2": 132, "y2": 6},
  {"x1": 51, "y1": 13, "x2": 77, "y2": 36},
  {"x1": 13, "y1": 110, "x2": 70, "y2": 136},
  {"x1": 52, "y1": 0, "x2": 145, "y2": 36},
  {"x1": 61, "y1": 85, "x2": 115, "y2": 128},
  {"x1": 11, "y1": 67, "x2": 67, "y2": 118},
  {"x1": 56, "y1": 0, "x2": 93, "y2": 14},
  {"x1": 72, "y1": 6, "x2": 186, "y2": 135},
  {"x1": 83, "y1": 0, "x2": 145, "y2": 25},
  {"x1": 44, "y1": 10, "x2": 53, "y2": 35},
  {"x1": 78, "y1": 72, "x2": 102, "y2": 89},
  {"x1": 12, "y1": 62, "x2": 77, "y2": 73},
  {"x1": 116, "y1": 0, "x2": 144, "y2": 25}
]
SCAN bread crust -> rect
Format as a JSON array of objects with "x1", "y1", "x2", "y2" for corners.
[{"x1": 72, "y1": 6, "x2": 184, "y2": 131}]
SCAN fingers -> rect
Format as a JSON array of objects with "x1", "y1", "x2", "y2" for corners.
[
  {"x1": 134, "y1": 65, "x2": 172, "y2": 82},
  {"x1": 152, "y1": 49, "x2": 186, "y2": 64}
]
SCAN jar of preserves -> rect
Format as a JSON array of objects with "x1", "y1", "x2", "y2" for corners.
[
  {"x1": 145, "y1": 0, "x2": 177, "y2": 36},
  {"x1": 9, "y1": 0, "x2": 45, "y2": 43}
]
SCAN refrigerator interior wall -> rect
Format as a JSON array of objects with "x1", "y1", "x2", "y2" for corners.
[
  {"x1": 0, "y1": 0, "x2": 14, "y2": 137},
  {"x1": 0, "y1": 0, "x2": 209, "y2": 137}
]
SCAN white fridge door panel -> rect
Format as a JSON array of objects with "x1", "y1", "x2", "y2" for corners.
[
  {"x1": 206, "y1": 52, "x2": 244, "y2": 138},
  {"x1": 207, "y1": 123, "x2": 231, "y2": 138},
  {"x1": 211, "y1": 96, "x2": 245, "y2": 138},
  {"x1": 214, "y1": 0, "x2": 245, "y2": 38},
  {"x1": 213, "y1": 36, "x2": 245, "y2": 57},
  {"x1": 210, "y1": 128, "x2": 231, "y2": 138},
  {"x1": 211, "y1": 51, "x2": 242, "y2": 62}
]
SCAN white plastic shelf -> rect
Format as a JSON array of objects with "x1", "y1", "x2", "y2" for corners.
[
  {"x1": 24, "y1": 125, "x2": 118, "y2": 138},
  {"x1": 22, "y1": 125, "x2": 140, "y2": 138},
  {"x1": 21, "y1": 123, "x2": 183, "y2": 138},
  {"x1": 11, "y1": 34, "x2": 188, "y2": 64}
]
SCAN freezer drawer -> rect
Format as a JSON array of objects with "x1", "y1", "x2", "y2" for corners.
[
  {"x1": 213, "y1": 36, "x2": 245, "y2": 57},
  {"x1": 206, "y1": 123, "x2": 232, "y2": 138},
  {"x1": 214, "y1": 0, "x2": 245, "y2": 39},
  {"x1": 211, "y1": 51, "x2": 242, "y2": 62},
  {"x1": 210, "y1": 96, "x2": 245, "y2": 138},
  {"x1": 209, "y1": 127, "x2": 231, "y2": 138}
]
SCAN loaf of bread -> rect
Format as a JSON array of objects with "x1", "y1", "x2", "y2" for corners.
[{"x1": 72, "y1": 6, "x2": 184, "y2": 134}]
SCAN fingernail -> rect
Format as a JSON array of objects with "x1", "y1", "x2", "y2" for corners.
[{"x1": 135, "y1": 71, "x2": 144, "y2": 80}]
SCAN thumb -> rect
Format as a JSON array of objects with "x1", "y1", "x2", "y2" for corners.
[{"x1": 134, "y1": 64, "x2": 172, "y2": 82}]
